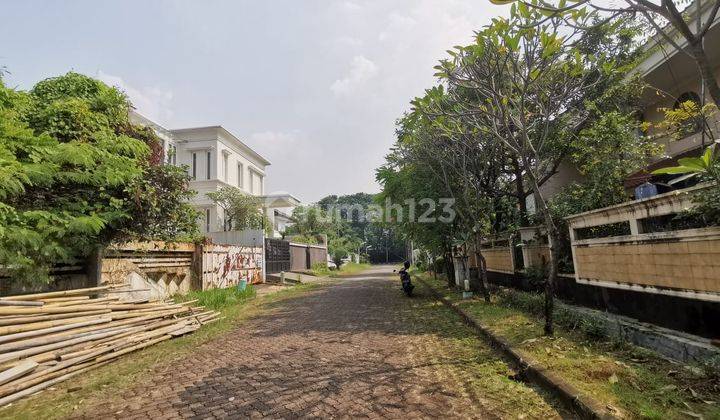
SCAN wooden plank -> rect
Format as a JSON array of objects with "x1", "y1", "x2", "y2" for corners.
[{"x1": 0, "y1": 361, "x2": 38, "y2": 387}]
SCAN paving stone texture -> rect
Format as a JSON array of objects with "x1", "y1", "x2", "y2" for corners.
[{"x1": 74, "y1": 266, "x2": 561, "y2": 419}]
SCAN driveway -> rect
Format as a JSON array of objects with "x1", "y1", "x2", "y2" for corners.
[{"x1": 74, "y1": 265, "x2": 561, "y2": 419}]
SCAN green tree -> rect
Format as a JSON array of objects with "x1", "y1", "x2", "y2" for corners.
[
  {"x1": 490, "y1": 0, "x2": 720, "y2": 107},
  {"x1": 0, "y1": 72, "x2": 198, "y2": 283},
  {"x1": 207, "y1": 186, "x2": 268, "y2": 232}
]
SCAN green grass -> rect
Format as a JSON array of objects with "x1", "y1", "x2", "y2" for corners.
[
  {"x1": 310, "y1": 262, "x2": 371, "y2": 278},
  {"x1": 419, "y1": 273, "x2": 720, "y2": 420},
  {"x1": 174, "y1": 284, "x2": 256, "y2": 310},
  {"x1": 397, "y1": 281, "x2": 566, "y2": 418},
  {"x1": 330, "y1": 262, "x2": 371, "y2": 277},
  {"x1": 0, "y1": 282, "x2": 323, "y2": 420}
]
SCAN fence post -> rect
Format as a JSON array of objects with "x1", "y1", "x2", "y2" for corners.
[
  {"x1": 86, "y1": 246, "x2": 104, "y2": 287},
  {"x1": 192, "y1": 243, "x2": 204, "y2": 291},
  {"x1": 306, "y1": 245, "x2": 311, "y2": 270}
]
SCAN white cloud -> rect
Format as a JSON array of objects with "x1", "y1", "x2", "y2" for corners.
[
  {"x1": 330, "y1": 55, "x2": 379, "y2": 96},
  {"x1": 96, "y1": 70, "x2": 174, "y2": 124},
  {"x1": 341, "y1": 1, "x2": 362, "y2": 13},
  {"x1": 334, "y1": 36, "x2": 364, "y2": 48},
  {"x1": 248, "y1": 130, "x2": 301, "y2": 156}
]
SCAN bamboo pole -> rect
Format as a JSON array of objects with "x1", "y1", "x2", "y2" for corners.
[
  {"x1": 0, "y1": 286, "x2": 112, "y2": 301},
  {"x1": 0, "y1": 311, "x2": 112, "y2": 332},
  {"x1": 0, "y1": 329, "x2": 129, "y2": 365},
  {"x1": 0, "y1": 301, "x2": 43, "y2": 307},
  {"x1": 95, "y1": 334, "x2": 172, "y2": 363},
  {"x1": 0, "y1": 359, "x2": 112, "y2": 406},
  {"x1": 0, "y1": 318, "x2": 111, "y2": 345},
  {"x1": 38, "y1": 296, "x2": 90, "y2": 303},
  {"x1": 0, "y1": 321, "x2": 128, "y2": 353},
  {"x1": 0, "y1": 346, "x2": 114, "y2": 398},
  {"x1": 43, "y1": 297, "x2": 119, "y2": 307},
  {"x1": 0, "y1": 302, "x2": 168, "y2": 316}
]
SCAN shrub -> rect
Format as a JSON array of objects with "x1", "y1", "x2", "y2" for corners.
[
  {"x1": 176, "y1": 284, "x2": 256, "y2": 311},
  {"x1": 310, "y1": 261, "x2": 330, "y2": 277},
  {"x1": 0, "y1": 72, "x2": 199, "y2": 283},
  {"x1": 331, "y1": 247, "x2": 348, "y2": 268}
]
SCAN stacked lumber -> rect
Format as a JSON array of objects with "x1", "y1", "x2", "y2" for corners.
[{"x1": 0, "y1": 286, "x2": 220, "y2": 406}]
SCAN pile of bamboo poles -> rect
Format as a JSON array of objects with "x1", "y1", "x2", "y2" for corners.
[{"x1": 0, "y1": 286, "x2": 220, "y2": 406}]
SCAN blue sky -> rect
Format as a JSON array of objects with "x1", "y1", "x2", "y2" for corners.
[{"x1": 1, "y1": 0, "x2": 508, "y2": 202}]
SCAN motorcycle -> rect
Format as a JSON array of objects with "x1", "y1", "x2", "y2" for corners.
[{"x1": 393, "y1": 267, "x2": 414, "y2": 297}]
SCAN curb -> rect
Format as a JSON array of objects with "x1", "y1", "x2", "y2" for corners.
[{"x1": 417, "y1": 277, "x2": 616, "y2": 420}]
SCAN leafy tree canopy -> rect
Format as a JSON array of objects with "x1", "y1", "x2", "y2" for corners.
[{"x1": 0, "y1": 72, "x2": 198, "y2": 283}]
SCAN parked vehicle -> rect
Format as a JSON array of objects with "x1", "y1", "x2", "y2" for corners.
[{"x1": 394, "y1": 261, "x2": 414, "y2": 297}]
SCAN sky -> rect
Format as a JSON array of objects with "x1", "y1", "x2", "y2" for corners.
[{"x1": 1, "y1": 0, "x2": 509, "y2": 203}]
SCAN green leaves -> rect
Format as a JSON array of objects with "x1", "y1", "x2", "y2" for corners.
[
  {"x1": 0, "y1": 73, "x2": 198, "y2": 283},
  {"x1": 652, "y1": 146, "x2": 717, "y2": 175}
]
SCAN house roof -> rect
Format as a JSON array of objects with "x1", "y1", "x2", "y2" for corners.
[
  {"x1": 260, "y1": 192, "x2": 302, "y2": 208},
  {"x1": 171, "y1": 125, "x2": 271, "y2": 166},
  {"x1": 633, "y1": 3, "x2": 720, "y2": 78}
]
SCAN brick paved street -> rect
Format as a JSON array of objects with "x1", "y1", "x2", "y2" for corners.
[{"x1": 75, "y1": 266, "x2": 563, "y2": 419}]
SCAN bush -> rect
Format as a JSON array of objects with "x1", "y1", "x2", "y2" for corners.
[
  {"x1": 0, "y1": 72, "x2": 198, "y2": 283},
  {"x1": 176, "y1": 284, "x2": 256, "y2": 311},
  {"x1": 310, "y1": 261, "x2": 330, "y2": 277},
  {"x1": 331, "y1": 247, "x2": 348, "y2": 268}
]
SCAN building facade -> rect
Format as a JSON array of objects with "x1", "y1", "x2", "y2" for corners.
[
  {"x1": 527, "y1": 9, "x2": 720, "y2": 210},
  {"x1": 130, "y1": 112, "x2": 299, "y2": 236}
]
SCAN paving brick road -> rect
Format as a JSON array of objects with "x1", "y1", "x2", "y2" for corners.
[{"x1": 75, "y1": 266, "x2": 562, "y2": 419}]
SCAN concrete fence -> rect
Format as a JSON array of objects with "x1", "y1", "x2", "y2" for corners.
[
  {"x1": 0, "y1": 240, "x2": 265, "y2": 301},
  {"x1": 565, "y1": 183, "x2": 720, "y2": 302},
  {"x1": 289, "y1": 242, "x2": 328, "y2": 271}
]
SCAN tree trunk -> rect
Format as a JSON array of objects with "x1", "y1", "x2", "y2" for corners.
[
  {"x1": 473, "y1": 234, "x2": 491, "y2": 303},
  {"x1": 461, "y1": 254, "x2": 469, "y2": 290},
  {"x1": 541, "y1": 208, "x2": 559, "y2": 336},
  {"x1": 523, "y1": 160, "x2": 559, "y2": 336},
  {"x1": 444, "y1": 249, "x2": 455, "y2": 289},
  {"x1": 475, "y1": 251, "x2": 491, "y2": 303},
  {"x1": 513, "y1": 158, "x2": 529, "y2": 227},
  {"x1": 689, "y1": 42, "x2": 720, "y2": 107}
]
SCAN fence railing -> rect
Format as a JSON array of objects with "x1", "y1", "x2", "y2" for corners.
[
  {"x1": 565, "y1": 183, "x2": 720, "y2": 302},
  {"x1": 478, "y1": 235, "x2": 516, "y2": 274}
]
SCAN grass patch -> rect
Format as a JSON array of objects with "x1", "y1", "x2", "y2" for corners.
[
  {"x1": 174, "y1": 284, "x2": 256, "y2": 310},
  {"x1": 395, "y1": 281, "x2": 566, "y2": 417},
  {"x1": 310, "y1": 262, "x2": 371, "y2": 278},
  {"x1": 419, "y1": 273, "x2": 720, "y2": 420},
  {"x1": 0, "y1": 283, "x2": 323, "y2": 420}
]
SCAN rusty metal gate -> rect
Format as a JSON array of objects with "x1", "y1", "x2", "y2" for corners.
[{"x1": 265, "y1": 238, "x2": 290, "y2": 273}]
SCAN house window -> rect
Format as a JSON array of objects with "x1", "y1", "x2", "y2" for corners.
[
  {"x1": 206, "y1": 151, "x2": 212, "y2": 180},
  {"x1": 249, "y1": 171, "x2": 255, "y2": 194},
  {"x1": 192, "y1": 152, "x2": 197, "y2": 180},
  {"x1": 205, "y1": 208, "x2": 211, "y2": 232},
  {"x1": 166, "y1": 144, "x2": 176, "y2": 165},
  {"x1": 237, "y1": 163, "x2": 243, "y2": 188},
  {"x1": 223, "y1": 153, "x2": 229, "y2": 182}
]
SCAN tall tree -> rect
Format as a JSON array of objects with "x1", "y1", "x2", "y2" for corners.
[
  {"x1": 434, "y1": 9, "x2": 613, "y2": 334},
  {"x1": 491, "y1": 0, "x2": 720, "y2": 106}
]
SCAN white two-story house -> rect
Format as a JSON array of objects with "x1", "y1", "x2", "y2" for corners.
[{"x1": 130, "y1": 111, "x2": 299, "y2": 236}]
